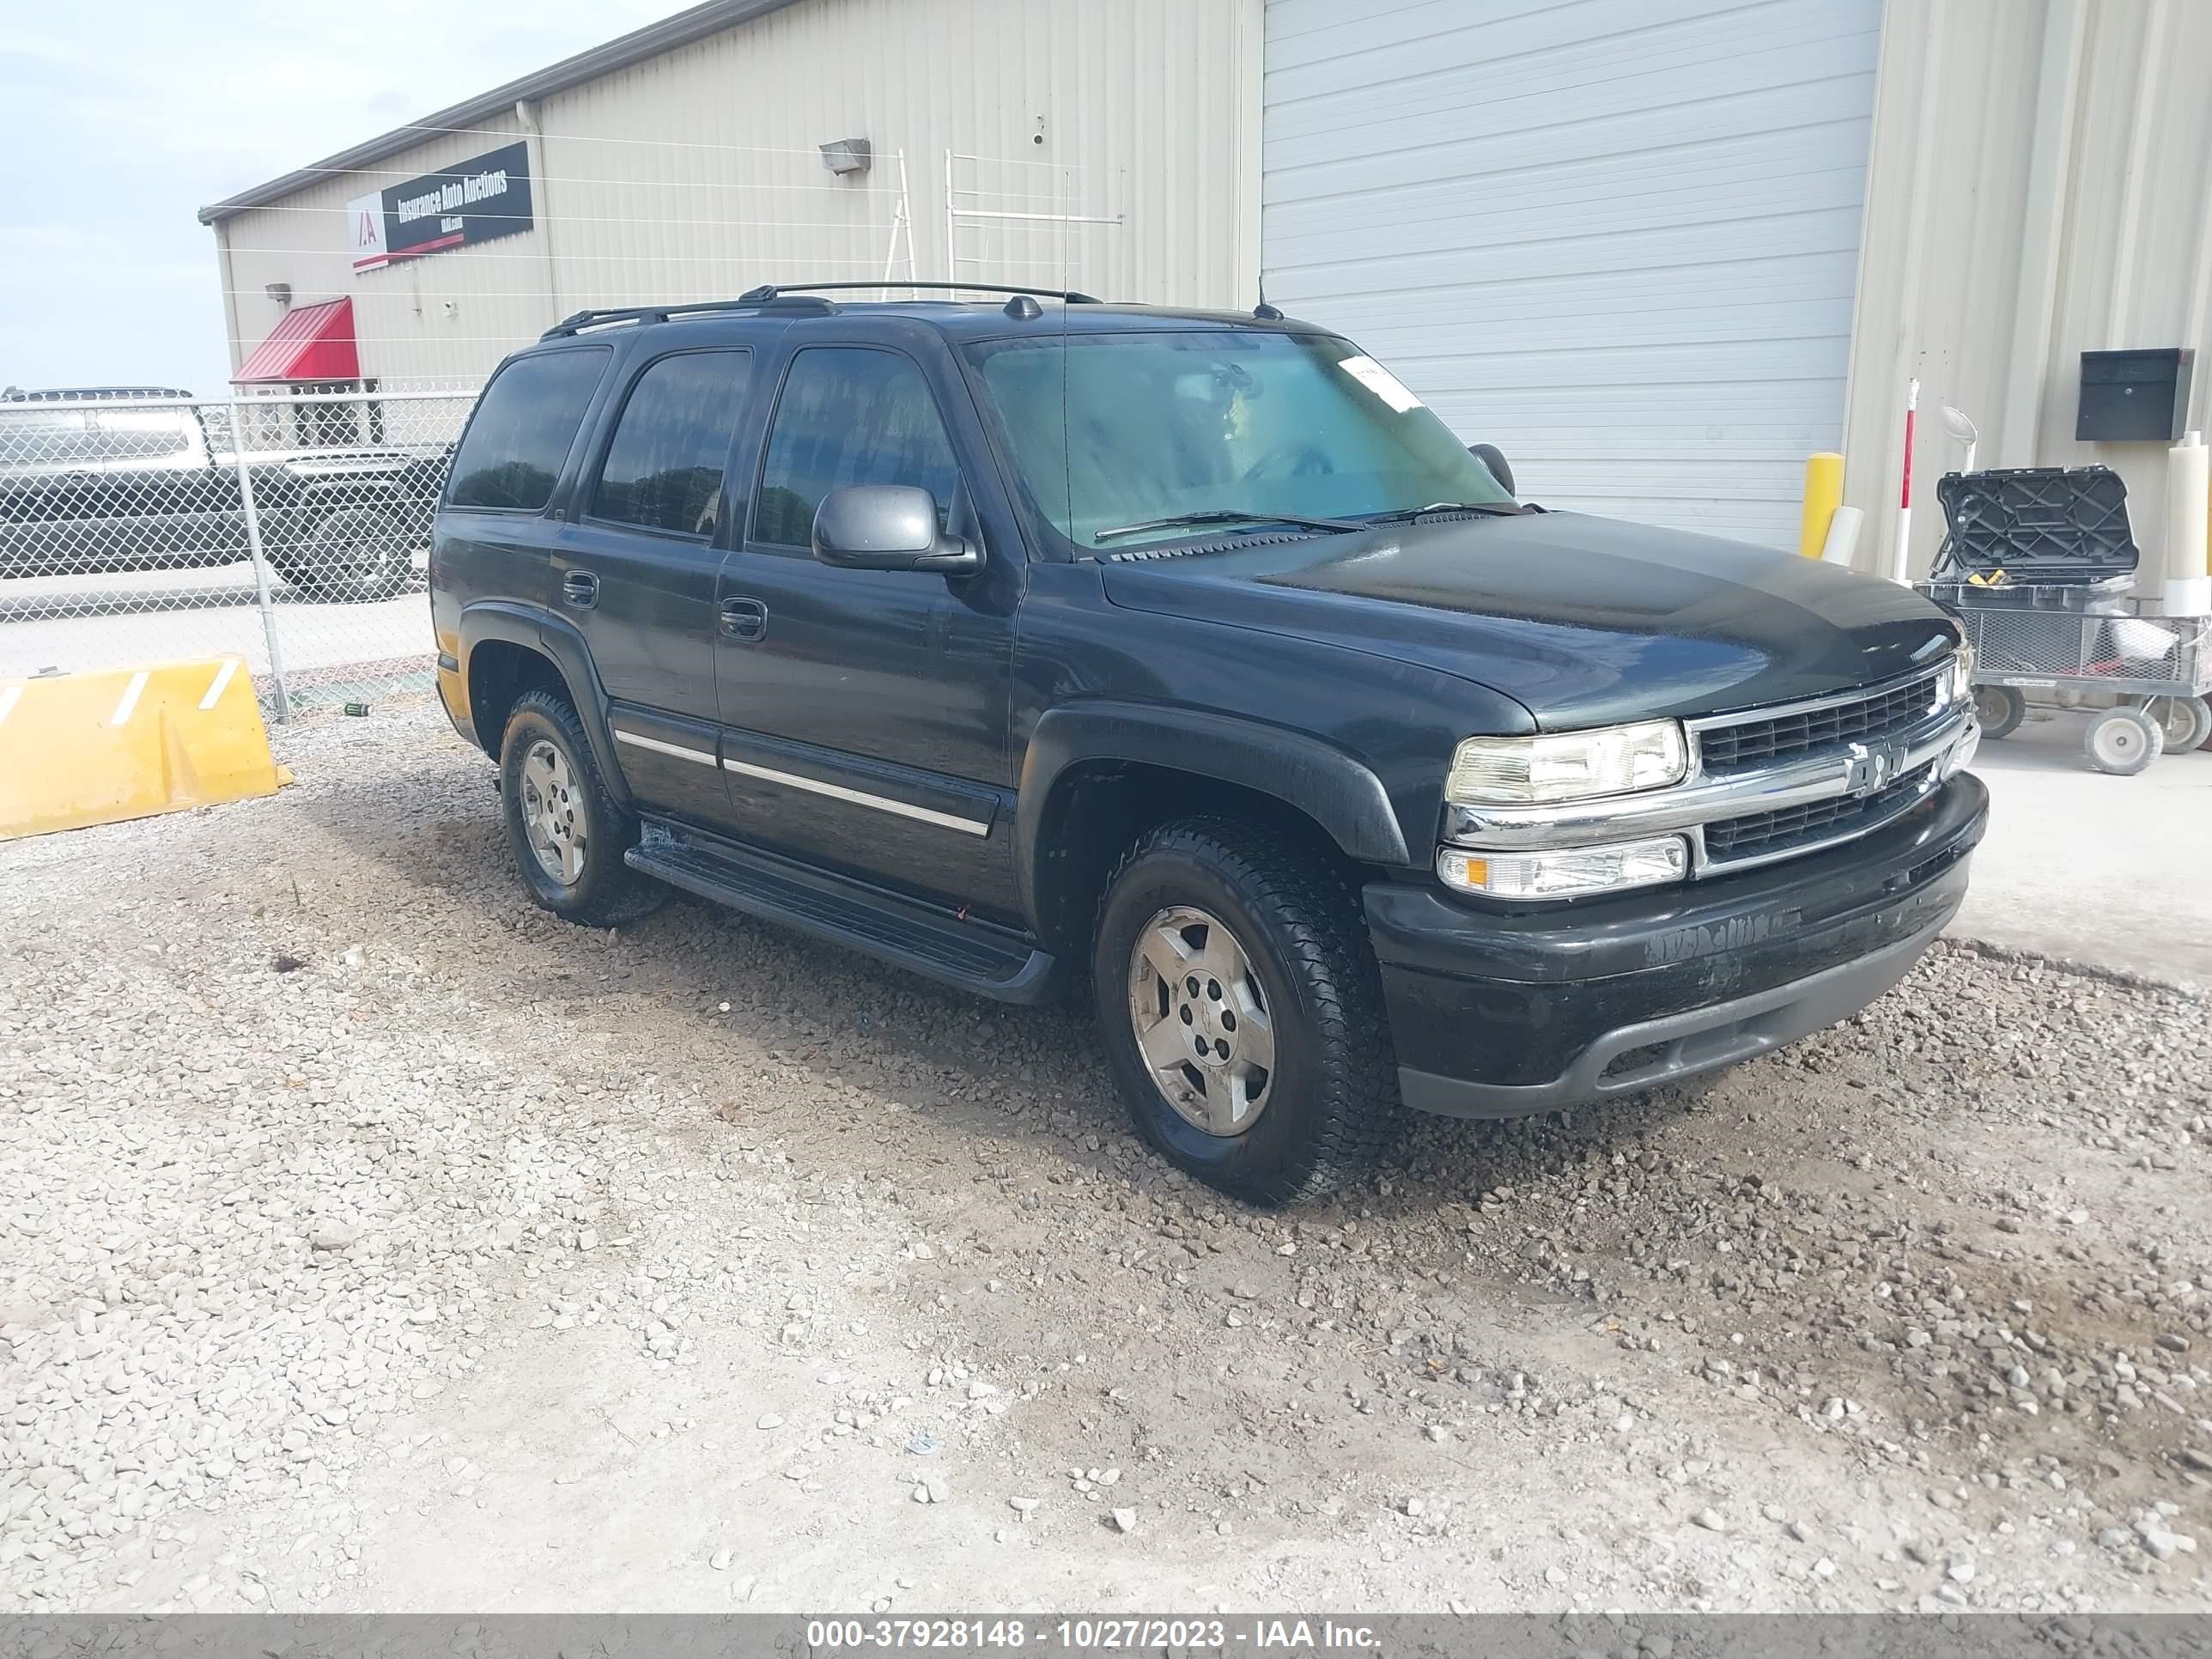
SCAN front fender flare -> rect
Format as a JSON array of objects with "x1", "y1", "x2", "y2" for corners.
[
  {"x1": 457, "y1": 601, "x2": 630, "y2": 809},
  {"x1": 1014, "y1": 702, "x2": 1413, "y2": 929}
]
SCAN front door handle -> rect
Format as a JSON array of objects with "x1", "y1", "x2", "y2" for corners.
[
  {"x1": 562, "y1": 569, "x2": 599, "y2": 609},
  {"x1": 720, "y1": 596, "x2": 768, "y2": 641}
]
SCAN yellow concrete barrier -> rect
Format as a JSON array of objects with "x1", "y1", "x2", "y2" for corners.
[
  {"x1": 0, "y1": 658, "x2": 289, "y2": 841},
  {"x1": 1798, "y1": 452, "x2": 1845, "y2": 558}
]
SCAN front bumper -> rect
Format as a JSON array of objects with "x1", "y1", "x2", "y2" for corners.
[{"x1": 1369, "y1": 770, "x2": 1988, "y2": 1117}]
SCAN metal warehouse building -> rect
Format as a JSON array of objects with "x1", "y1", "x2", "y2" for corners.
[{"x1": 201, "y1": 0, "x2": 2212, "y2": 583}]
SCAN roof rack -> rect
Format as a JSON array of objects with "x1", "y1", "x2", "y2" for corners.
[
  {"x1": 540, "y1": 294, "x2": 835, "y2": 339},
  {"x1": 737, "y1": 281, "x2": 1103, "y2": 305},
  {"x1": 539, "y1": 280, "x2": 1104, "y2": 342}
]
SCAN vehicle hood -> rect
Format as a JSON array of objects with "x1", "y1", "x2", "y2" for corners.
[{"x1": 1097, "y1": 510, "x2": 1960, "y2": 729}]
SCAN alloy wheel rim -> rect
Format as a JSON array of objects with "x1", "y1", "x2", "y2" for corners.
[
  {"x1": 337, "y1": 535, "x2": 396, "y2": 596},
  {"x1": 1127, "y1": 904, "x2": 1276, "y2": 1137},
  {"x1": 520, "y1": 738, "x2": 586, "y2": 884}
]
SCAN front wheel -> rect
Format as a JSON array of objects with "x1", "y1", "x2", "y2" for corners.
[
  {"x1": 1091, "y1": 819, "x2": 1401, "y2": 1206},
  {"x1": 276, "y1": 506, "x2": 413, "y2": 602},
  {"x1": 2083, "y1": 706, "x2": 2164, "y2": 775}
]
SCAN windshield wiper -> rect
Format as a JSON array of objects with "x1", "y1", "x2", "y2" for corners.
[
  {"x1": 1360, "y1": 500, "x2": 1528, "y2": 525},
  {"x1": 1091, "y1": 508, "x2": 1364, "y2": 544}
]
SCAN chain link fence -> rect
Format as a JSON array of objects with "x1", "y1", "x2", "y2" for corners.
[{"x1": 0, "y1": 385, "x2": 478, "y2": 718}]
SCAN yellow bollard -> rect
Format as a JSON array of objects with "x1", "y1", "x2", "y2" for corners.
[{"x1": 1798, "y1": 452, "x2": 1844, "y2": 558}]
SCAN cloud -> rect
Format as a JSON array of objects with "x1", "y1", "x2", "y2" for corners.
[{"x1": 0, "y1": 0, "x2": 688, "y2": 396}]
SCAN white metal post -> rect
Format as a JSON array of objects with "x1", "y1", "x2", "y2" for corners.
[
  {"x1": 227, "y1": 401, "x2": 291, "y2": 721},
  {"x1": 943, "y1": 149, "x2": 958, "y2": 284},
  {"x1": 880, "y1": 149, "x2": 911, "y2": 301},
  {"x1": 1890, "y1": 377, "x2": 1919, "y2": 585}
]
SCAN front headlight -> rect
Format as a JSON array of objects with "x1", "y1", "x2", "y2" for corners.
[
  {"x1": 1946, "y1": 643, "x2": 1975, "y2": 707},
  {"x1": 1447, "y1": 720, "x2": 1688, "y2": 805}
]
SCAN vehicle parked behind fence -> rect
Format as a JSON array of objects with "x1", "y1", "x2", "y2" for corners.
[
  {"x1": 0, "y1": 386, "x2": 477, "y2": 716},
  {"x1": 0, "y1": 387, "x2": 453, "y2": 601}
]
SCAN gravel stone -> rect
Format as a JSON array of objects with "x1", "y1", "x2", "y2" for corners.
[{"x1": 4, "y1": 699, "x2": 2208, "y2": 1615}]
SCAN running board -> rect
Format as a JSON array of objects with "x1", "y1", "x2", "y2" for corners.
[{"x1": 625, "y1": 821, "x2": 1060, "y2": 1004}]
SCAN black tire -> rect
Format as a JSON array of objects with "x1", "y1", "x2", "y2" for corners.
[
  {"x1": 1972, "y1": 684, "x2": 2026, "y2": 739},
  {"x1": 1091, "y1": 818, "x2": 1400, "y2": 1206},
  {"x1": 277, "y1": 506, "x2": 413, "y2": 602},
  {"x1": 497, "y1": 689, "x2": 665, "y2": 927}
]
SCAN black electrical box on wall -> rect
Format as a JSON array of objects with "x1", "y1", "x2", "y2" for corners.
[{"x1": 2077, "y1": 347, "x2": 2194, "y2": 441}]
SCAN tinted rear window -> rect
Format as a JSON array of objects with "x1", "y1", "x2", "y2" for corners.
[
  {"x1": 590, "y1": 349, "x2": 750, "y2": 539},
  {"x1": 447, "y1": 347, "x2": 611, "y2": 511}
]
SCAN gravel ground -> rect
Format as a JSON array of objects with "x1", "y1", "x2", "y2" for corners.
[{"x1": 3, "y1": 699, "x2": 2209, "y2": 1615}]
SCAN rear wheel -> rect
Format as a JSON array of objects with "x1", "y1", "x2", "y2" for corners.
[
  {"x1": 2083, "y1": 706, "x2": 2163, "y2": 775},
  {"x1": 1091, "y1": 819, "x2": 1400, "y2": 1206},
  {"x1": 2134, "y1": 694, "x2": 2212, "y2": 754},
  {"x1": 277, "y1": 506, "x2": 412, "y2": 602},
  {"x1": 1972, "y1": 684, "x2": 2027, "y2": 739},
  {"x1": 498, "y1": 689, "x2": 665, "y2": 926}
]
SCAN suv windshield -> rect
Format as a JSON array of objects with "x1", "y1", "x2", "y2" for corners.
[{"x1": 966, "y1": 331, "x2": 1512, "y2": 550}]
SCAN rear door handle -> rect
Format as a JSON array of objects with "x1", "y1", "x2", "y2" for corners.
[
  {"x1": 562, "y1": 569, "x2": 599, "y2": 609},
  {"x1": 720, "y1": 596, "x2": 768, "y2": 641}
]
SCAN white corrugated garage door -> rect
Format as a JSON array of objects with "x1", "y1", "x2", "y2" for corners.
[{"x1": 1262, "y1": 0, "x2": 1882, "y2": 549}]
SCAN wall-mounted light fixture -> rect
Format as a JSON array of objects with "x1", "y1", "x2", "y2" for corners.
[
  {"x1": 818, "y1": 137, "x2": 872, "y2": 177},
  {"x1": 265, "y1": 282, "x2": 293, "y2": 308}
]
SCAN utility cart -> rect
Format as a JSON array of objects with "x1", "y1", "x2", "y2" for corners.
[{"x1": 1920, "y1": 465, "x2": 2210, "y2": 774}]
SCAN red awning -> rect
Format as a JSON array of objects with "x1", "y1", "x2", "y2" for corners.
[{"x1": 232, "y1": 296, "x2": 359, "y2": 384}]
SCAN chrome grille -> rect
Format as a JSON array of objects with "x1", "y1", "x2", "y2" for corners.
[
  {"x1": 1703, "y1": 763, "x2": 1935, "y2": 863},
  {"x1": 1696, "y1": 667, "x2": 1943, "y2": 771}
]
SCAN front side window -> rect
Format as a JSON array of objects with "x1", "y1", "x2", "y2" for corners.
[
  {"x1": 753, "y1": 348, "x2": 962, "y2": 547},
  {"x1": 447, "y1": 346, "x2": 611, "y2": 512},
  {"x1": 967, "y1": 331, "x2": 1511, "y2": 549},
  {"x1": 591, "y1": 349, "x2": 751, "y2": 539}
]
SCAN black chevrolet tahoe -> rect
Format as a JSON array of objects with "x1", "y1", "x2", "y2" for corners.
[{"x1": 428, "y1": 283, "x2": 1987, "y2": 1206}]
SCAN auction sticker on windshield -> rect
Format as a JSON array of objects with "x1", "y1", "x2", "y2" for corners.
[{"x1": 1337, "y1": 355, "x2": 1423, "y2": 413}]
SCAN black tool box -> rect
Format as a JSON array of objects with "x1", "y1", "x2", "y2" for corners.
[{"x1": 1925, "y1": 466, "x2": 2137, "y2": 611}]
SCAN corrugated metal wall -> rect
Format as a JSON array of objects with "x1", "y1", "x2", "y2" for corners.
[
  {"x1": 216, "y1": 0, "x2": 1260, "y2": 387},
  {"x1": 1261, "y1": 0, "x2": 1883, "y2": 550},
  {"x1": 1843, "y1": 0, "x2": 2212, "y2": 586}
]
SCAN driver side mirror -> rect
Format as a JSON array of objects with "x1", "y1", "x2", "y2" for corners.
[
  {"x1": 1469, "y1": 442, "x2": 1515, "y2": 497},
  {"x1": 812, "y1": 483, "x2": 981, "y2": 574}
]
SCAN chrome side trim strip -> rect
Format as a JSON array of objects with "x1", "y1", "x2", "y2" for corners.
[
  {"x1": 613, "y1": 728, "x2": 718, "y2": 768},
  {"x1": 720, "y1": 756, "x2": 992, "y2": 837}
]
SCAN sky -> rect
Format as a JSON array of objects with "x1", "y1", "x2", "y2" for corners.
[{"x1": 0, "y1": 0, "x2": 690, "y2": 398}]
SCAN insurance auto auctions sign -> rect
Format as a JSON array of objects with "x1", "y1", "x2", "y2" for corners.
[{"x1": 346, "y1": 140, "x2": 532, "y2": 272}]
